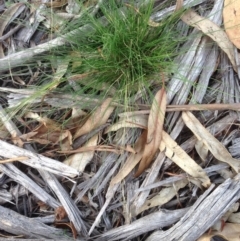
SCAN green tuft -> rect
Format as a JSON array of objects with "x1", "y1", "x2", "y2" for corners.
[{"x1": 58, "y1": 0, "x2": 184, "y2": 104}]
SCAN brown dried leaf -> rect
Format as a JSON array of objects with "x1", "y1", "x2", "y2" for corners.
[
  {"x1": 11, "y1": 136, "x2": 24, "y2": 148},
  {"x1": 25, "y1": 112, "x2": 61, "y2": 131},
  {"x1": 124, "y1": 144, "x2": 136, "y2": 154},
  {"x1": 160, "y1": 131, "x2": 211, "y2": 188},
  {"x1": 28, "y1": 138, "x2": 52, "y2": 145},
  {"x1": 223, "y1": 0, "x2": 240, "y2": 49},
  {"x1": 0, "y1": 156, "x2": 29, "y2": 164},
  {"x1": 71, "y1": 107, "x2": 87, "y2": 119},
  {"x1": 37, "y1": 201, "x2": 49, "y2": 212},
  {"x1": 198, "y1": 223, "x2": 240, "y2": 241},
  {"x1": 64, "y1": 134, "x2": 98, "y2": 172},
  {"x1": 181, "y1": 9, "x2": 237, "y2": 71},
  {"x1": 135, "y1": 88, "x2": 167, "y2": 177},
  {"x1": 19, "y1": 132, "x2": 38, "y2": 140},
  {"x1": 25, "y1": 112, "x2": 72, "y2": 149},
  {"x1": 138, "y1": 179, "x2": 188, "y2": 214},
  {"x1": 73, "y1": 98, "x2": 114, "y2": 140},
  {"x1": 55, "y1": 206, "x2": 67, "y2": 221},
  {"x1": 175, "y1": 0, "x2": 183, "y2": 12},
  {"x1": 58, "y1": 133, "x2": 73, "y2": 151},
  {"x1": 182, "y1": 111, "x2": 240, "y2": 173},
  {"x1": 28, "y1": 128, "x2": 72, "y2": 148},
  {"x1": 110, "y1": 130, "x2": 147, "y2": 186},
  {"x1": 104, "y1": 115, "x2": 148, "y2": 133}
]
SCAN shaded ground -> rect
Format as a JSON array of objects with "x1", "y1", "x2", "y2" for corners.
[{"x1": 0, "y1": 0, "x2": 240, "y2": 240}]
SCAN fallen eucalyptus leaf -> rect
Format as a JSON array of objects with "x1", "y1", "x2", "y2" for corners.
[
  {"x1": 135, "y1": 88, "x2": 166, "y2": 177},
  {"x1": 105, "y1": 115, "x2": 147, "y2": 133},
  {"x1": 74, "y1": 98, "x2": 114, "y2": 140},
  {"x1": 64, "y1": 134, "x2": 98, "y2": 172},
  {"x1": 182, "y1": 111, "x2": 240, "y2": 173},
  {"x1": 223, "y1": 0, "x2": 240, "y2": 49},
  {"x1": 160, "y1": 131, "x2": 211, "y2": 188},
  {"x1": 198, "y1": 223, "x2": 240, "y2": 241},
  {"x1": 195, "y1": 140, "x2": 209, "y2": 162},
  {"x1": 181, "y1": 9, "x2": 237, "y2": 71},
  {"x1": 110, "y1": 130, "x2": 147, "y2": 186},
  {"x1": 138, "y1": 179, "x2": 189, "y2": 214}
]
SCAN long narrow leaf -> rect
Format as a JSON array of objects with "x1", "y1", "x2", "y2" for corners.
[{"x1": 135, "y1": 88, "x2": 166, "y2": 177}]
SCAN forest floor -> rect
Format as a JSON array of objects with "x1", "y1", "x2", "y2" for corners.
[{"x1": 0, "y1": 0, "x2": 240, "y2": 240}]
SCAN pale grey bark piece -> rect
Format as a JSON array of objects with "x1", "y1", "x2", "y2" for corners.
[
  {"x1": 75, "y1": 152, "x2": 119, "y2": 203},
  {"x1": 32, "y1": 214, "x2": 55, "y2": 224},
  {"x1": 76, "y1": 128, "x2": 140, "y2": 236},
  {"x1": 229, "y1": 137, "x2": 240, "y2": 158},
  {"x1": 1, "y1": 183, "x2": 29, "y2": 205},
  {"x1": 234, "y1": 47, "x2": 240, "y2": 79},
  {"x1": 147, "y1": 178, "x2": 240, "y2": 241},
  {"x1": 0, "y1": 87, "x2": 101, "y2": 110},
  {"x1": 0, "y1": 163, "x2": 60, "y2": 208},
  {"x1": 167, "y1": 34, "x2": 202, "y2": 104},
  {"x1": 15, "y1": 5, "x2": 46, "y2": 44},
  {"x1": 0, "y1": 205, "x2": 68, "y2": 239},
  {"x1": 0, "y1": 188, "x2": 13, "y2": 204},
  {"x1": 191, "y1": 44, "x2": 219, "y2": 104},
  {"x1": 166, "y1": 0, "x2": 223, "y2": 134},
  {"x1": 75, "y1": 128, "x2": 139, "y2": 203},
  {"x1": 214, "y1": 52, "x2": 240, "y2": 116},
  {"x1": 181, "y1": 112, "x2": 239, "y2": 154},
  {"x1": 0, "y1": 139, "x2": 79, "y2": 178},
  {"x1": 222, "y1": 129, "x2": 240, "y2": 146},
  {"x1": 95, "y1": 208, "x2": 189, "y2": 241},
  {"x1": 40, "y1": 171, "x2": 88, "y2": 236},
  {"x1": 0, "y1": 22, "x2": 94, "y2": 72},
  {"x1": 150, "y1": 0, "x2": 206, "y2": 22},
  {"x1": 131, "y1": 152, "x2": 165, "y2": 214},
  {"x1": 0, "y1": 240, "x2": 80, "y2": 241},
  {"x1": 93, "y1": 152, "x2": 128, "y2": 197},
  {"x1": 167, "y1": 36, "x2": 215, "y2": 134},
  {"x1": 0, "y1": 240, "x2": 76, "y2": 241},
  {"x1": 135, "y1": 163, "x2": 228, "y2": 193}
]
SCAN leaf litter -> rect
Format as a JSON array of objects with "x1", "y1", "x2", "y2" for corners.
[
  {"x1": 1, "y1": 0, "x2": 240, "y2": 240},
  {"x1": 135, "y1": 87, "x2": 166, "y2": 177}
]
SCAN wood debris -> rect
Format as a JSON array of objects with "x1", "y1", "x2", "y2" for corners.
[{"x1": 0, "y1": 0, "x2": 240, "y2": 240}]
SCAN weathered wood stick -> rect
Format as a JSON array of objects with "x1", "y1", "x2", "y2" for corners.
[
  {"x1": 0, "y1": 205, "x2": 68, "y2": 239},
  {"x1": 147, "y1": 178, "x2": 240, "y2": 241},
  {"x1": 0, "y1": 139, "x2": 79, "y2": 178}
]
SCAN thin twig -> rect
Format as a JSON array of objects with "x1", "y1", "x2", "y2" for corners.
[
  {"x1": 0, "y1": 156, "x2": 29, "y2": 163},
  {"x1": 166, "y1": 103, "x2": 240, "y2": 111},
  {"x1": 135, "y1": 163, "x2": 229, "y2": 192}
]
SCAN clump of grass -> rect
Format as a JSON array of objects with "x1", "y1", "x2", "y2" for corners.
[
  {"x1": 57, "y1": 0, "x2": 183, "y2": 105},
  {"x1": 5, "y1": 0, "x2": 185, "y2": 121}
]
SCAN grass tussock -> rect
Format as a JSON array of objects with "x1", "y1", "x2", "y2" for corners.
[
  {"x1": 6, "y1": 1, "x2": 186, "y2": 120},
  {"x1": 53, "y1": 1, "x2": 184, "y2": 104}
]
